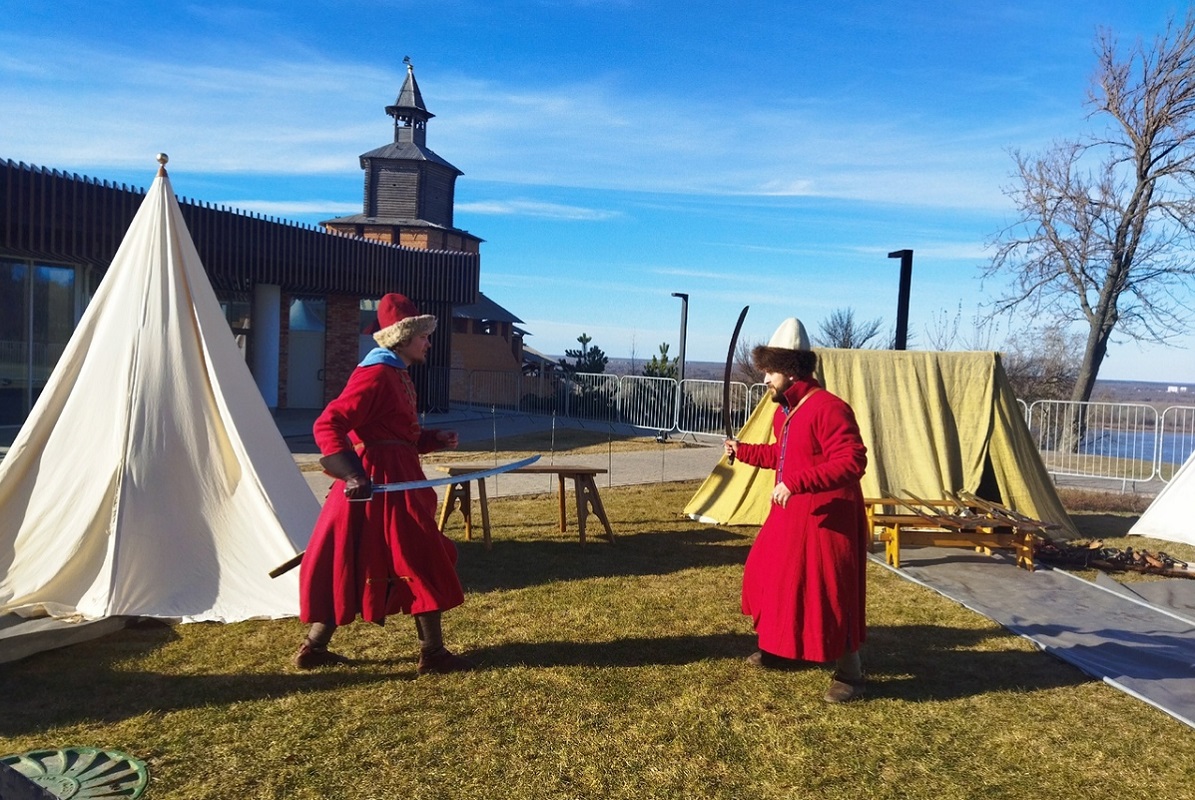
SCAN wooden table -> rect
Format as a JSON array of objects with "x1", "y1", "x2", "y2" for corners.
[
  {"x1": 435, "y1": 463, "x2": 615, "y2": 549},
  {"x1": 865, "y1": 498, "x2": 1037, "y2": 571}
]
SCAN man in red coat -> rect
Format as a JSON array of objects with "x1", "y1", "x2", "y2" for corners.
[
  {"x1": 293, "y1": 293, "x2": 474, "y2": 675},
  {"x1": 724, "y1": 317, "x2": 869, "y2": 702}
]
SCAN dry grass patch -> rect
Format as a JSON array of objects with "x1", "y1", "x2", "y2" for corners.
[
  {"x1": 1056, "y1": 486, "x2": 1154, "y2": 514},
  {"x1": 3, "y1": 481, "x2": 1194, "y2": 799}
]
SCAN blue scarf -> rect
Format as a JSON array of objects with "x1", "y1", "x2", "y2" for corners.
[{"x1": 359, "y1": 347, "x2": 405, "y2": 369}]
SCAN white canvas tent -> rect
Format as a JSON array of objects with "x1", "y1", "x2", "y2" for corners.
[
  {"x1": 1129, "y1": 450, "x2": 1195, "y2": 545},
  {"x1": 0, "y1": 158, "x2": 317, "y2": 624}
]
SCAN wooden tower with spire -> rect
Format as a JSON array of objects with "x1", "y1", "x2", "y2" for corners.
[{"x1": 322, "y1": 58, "x2": 481, "y2": 253}]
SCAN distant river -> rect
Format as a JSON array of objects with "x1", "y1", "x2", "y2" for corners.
[{"x1": 1084, "y1": 429, "x2": 1194, "y2": 466}]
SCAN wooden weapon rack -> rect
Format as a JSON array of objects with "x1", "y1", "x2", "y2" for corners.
[{"x1": 866, "y1": 491, "x2": 1060, "y2": 571}]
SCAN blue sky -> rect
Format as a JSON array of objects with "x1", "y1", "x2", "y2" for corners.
[{"x1": 3, "y1": 0, "x2": 1193, "y2": 383}]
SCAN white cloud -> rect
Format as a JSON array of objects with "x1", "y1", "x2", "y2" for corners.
[
  {"x1": 0, "y1": 32, "x2": 1035, "y2": 212},
  {"x1": 455, "y1": 199, "x2": 621, "y2": 221}
]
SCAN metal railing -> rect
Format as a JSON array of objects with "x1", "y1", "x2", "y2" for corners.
[
  {"x1": 1158, "y1": 405, "x2": 1195, "y2": 482},
  {"x1": 619, "y1": 375, "x2": 678, "y2": 432},
  {"x1": 446, "y1": 367, "x2": 1195, "y2": 488},
  {"x1": 677, "y1": 379, "x2": 751, "y2": 437},
  {"x1": 1026, "y1": 400, "x2": 1194, "y2": 486}
]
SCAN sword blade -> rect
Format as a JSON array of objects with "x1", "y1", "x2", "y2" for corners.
[
  {"x1": 722, "y1": 306, "x2": 749, "y2": 458},
  {"x1": 269, "y1": 454, "x2": 543, "y2": 578},
  {"x1": 368, "y1": 453, "x2": 541, "y2": 494}
]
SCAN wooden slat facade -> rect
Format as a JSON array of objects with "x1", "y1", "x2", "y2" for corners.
[{"x1": 0, "y1": 159, "x2": 481, "y2": 412}]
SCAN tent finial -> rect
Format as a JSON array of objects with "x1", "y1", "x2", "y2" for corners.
[{"x1": 156, "y1": 152, "x2": 169, "y2": 177}]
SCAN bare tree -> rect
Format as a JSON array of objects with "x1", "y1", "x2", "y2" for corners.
[
  {"x1": 923, "y1": 303, "x2": 1003, "y2": 351},
  {"x1": 816, "y1": 308, "x2": 884, "y2": 349},
  {"x1": 733, "y1": 338, "x2": 763, "y2": 385},
  {"x1": 1001, "y1": 324, "x2": 1084, "y2": 402},
  {"x1": 986, "y1": 14, "x2": 1195, "y2": 404}
]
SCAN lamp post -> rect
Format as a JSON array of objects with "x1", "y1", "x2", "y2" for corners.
[
  {"x1": 887, "y1": 249, "x2": 913, "y2": 350},
  {"x1": 671, "y1": 292, "x2": 689, "y2": 383}
]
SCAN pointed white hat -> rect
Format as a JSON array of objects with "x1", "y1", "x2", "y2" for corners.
[{"x1": 767, "y1": 317, "x2": 811, "y2": 351}]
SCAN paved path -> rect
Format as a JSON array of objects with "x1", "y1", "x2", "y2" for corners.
[{"x1": 275, "y1": 408, "x2": 724, "y2": 504}]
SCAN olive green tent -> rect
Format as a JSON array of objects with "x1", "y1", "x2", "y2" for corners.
[{"x1": 684, "y1": 349, "x2": 1076, "y2": 537}]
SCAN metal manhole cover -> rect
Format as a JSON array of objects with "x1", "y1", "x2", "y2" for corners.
[{"x1": 0, "y1": 748, "x2": 148, "y2": 799}]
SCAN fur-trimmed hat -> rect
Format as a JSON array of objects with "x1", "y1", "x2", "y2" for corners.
[
  {"x1": 372, "y1": 293, "x2": 437, "y2": 350},
  {"x1": 752, "y1": 317, "x2": 816, "y2": 376}
]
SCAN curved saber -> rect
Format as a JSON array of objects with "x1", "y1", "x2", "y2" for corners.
[
  {"x1": 723, "y1": 306, "x2": 749, "y2": 464},
  {"x1": 368, "y1": 453, "x2": 541, "y2": 494},
  {"x1": 268, "y1": 454, "x2": 541, "y2": 578}
]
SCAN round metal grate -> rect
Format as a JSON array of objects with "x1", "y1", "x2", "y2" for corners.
[{"x1": 0, "y1": 748, "x2": 148, "y2": 799}]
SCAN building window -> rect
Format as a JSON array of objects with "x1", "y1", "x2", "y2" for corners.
[
  {"x1": 0, "y1": 259, "x2": 80, "y2": 428},
  {"x1": 219, "y1": 295, "x2": 252, "y2": 359}
]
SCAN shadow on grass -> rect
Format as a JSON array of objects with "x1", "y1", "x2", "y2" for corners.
[
  {"x1": 471, "y1": 632, "x2": 759, "y2": 669},
  {"x1": 0, "y1": 621, "x2": 417, "y2": 737},
  {"x1": 455, "y1": 527, "x2": 750, "y2": 592},
  {"x1": 470, "y1": 624, "x2": 1091, "y2": 704},
  {"x1": 0, "y1": 667, "x2": 417, "y2": 738},
  {"x1": 865, "y1": 623, "x2": 1092, "y2": 701},
  {"x1": 0, "y1": 616, "x2": 1092, "y2": 737},
  {"x1": 1070, "y1": 512, "x2": 1140, "y2": 539}
]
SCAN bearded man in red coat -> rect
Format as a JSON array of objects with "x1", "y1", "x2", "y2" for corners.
[
  {"x1": 293, "y1": 293, "x2": 474, "y2": 675},
  {"x1": 724, "y1": 317, "x2": 869, "y2": 703}
]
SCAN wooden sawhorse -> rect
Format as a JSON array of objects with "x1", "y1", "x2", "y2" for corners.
[{"x1": 436, "y1": 463, "x2": 615, "y2": 549}]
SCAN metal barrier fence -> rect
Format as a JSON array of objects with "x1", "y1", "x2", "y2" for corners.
[
  {"x1": 448, "y1": 370, "x2": 756, "y2": 436},
  {"x1": 1026, "y1": 400, "x2": 1195, "y2": 485},
  {"x1": 677, "y1": 379, "x2": 751, "y2": 436},
  {"x1": 620, "y1": 375, "x2": 678, "y2": 432},
  {"x1": 446, "y1": 367, "x2": 1195, "y2": 487},
  {"x1": 1159, "y1": 405, "x2": 1195, "y2": 482}
]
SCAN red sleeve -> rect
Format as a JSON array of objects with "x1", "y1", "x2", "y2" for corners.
[
  {"x1": 782, "y1": 400, "x2": 867, "y2": 493},
  {"x1": 736, "y1": 408, "x2": 781, "y2": 469},
  {"x1": 735, "y1": 441, "x2": 780, "y2": 470},
  {"x1": 417, "y1": 428, "x2": 443, "y2": 454},
  {"x1": 312, "y1": 368, "x2": 386, "y2": 456}
]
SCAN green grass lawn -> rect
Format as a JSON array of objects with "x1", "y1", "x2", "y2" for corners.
[{"x1": 3, "y1": 481, "x2": 1194, "y2": 799}]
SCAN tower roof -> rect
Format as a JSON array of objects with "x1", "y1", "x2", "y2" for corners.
[
  {"x1": 386, "y1": 57, "x2": 433, "y2": 122},
  {"x1": 358, "y1": 141, "x2": 462, "y2": 174}
]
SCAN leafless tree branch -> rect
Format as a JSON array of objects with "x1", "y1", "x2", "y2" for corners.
[{"x1": 986, "y1": 12, "x2": 1195, "y2": 402}]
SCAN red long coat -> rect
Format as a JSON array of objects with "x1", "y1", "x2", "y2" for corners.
[
  {"x1": 299, "y1": 363, "x2": 464, "y2": 626},
  {"x1": 735, "y1": 378, "x2": 868, "y2": 662}
]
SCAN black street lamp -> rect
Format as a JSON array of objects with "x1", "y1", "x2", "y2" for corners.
[
  {"x1": 671, "y1": 292, "x2": 689, "y2": 383},
  {"x1": 887, "y1": 249, "x2": 913, "y2": 350}
]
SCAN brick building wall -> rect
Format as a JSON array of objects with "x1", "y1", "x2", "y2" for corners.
[
  {"x1": 324, "y1": 294, "x2": 362, "y2": 405},
  {"x1": 277, "y1": 291, "x2": 292, "y2": 408}
]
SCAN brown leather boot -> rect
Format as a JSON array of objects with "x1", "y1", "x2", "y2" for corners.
[
  {"x1": 416, "y1": 645, "x2": 476, "y2": 675},
  {"x1": 293, "y1": 637, "x2": 351, "y2": 669},
  {"x1": 413, "y1": 611, "x2": 474, "y2": 674},
  {"x1": 823, "y1": 672, "x2": 866, "y2": 703},
  {"x1": 745, "y1": 649, "x2": 802, "y2": 670}
]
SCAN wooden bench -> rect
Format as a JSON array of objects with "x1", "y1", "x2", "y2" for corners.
[
  {"x1": 435, "y1": 463, "x2": 615, "y2": 549},
  {"x1": 865, "y1": 497, "x2": 1038, "y2": 571}
]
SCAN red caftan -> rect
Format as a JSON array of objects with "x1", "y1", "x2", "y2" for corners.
[
  {"x1": 735, "y1": 378, "x2": 868, "y2": 662},
  {"x1": 299, "y1": 363, "x2": 465, "y2": 626}
]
